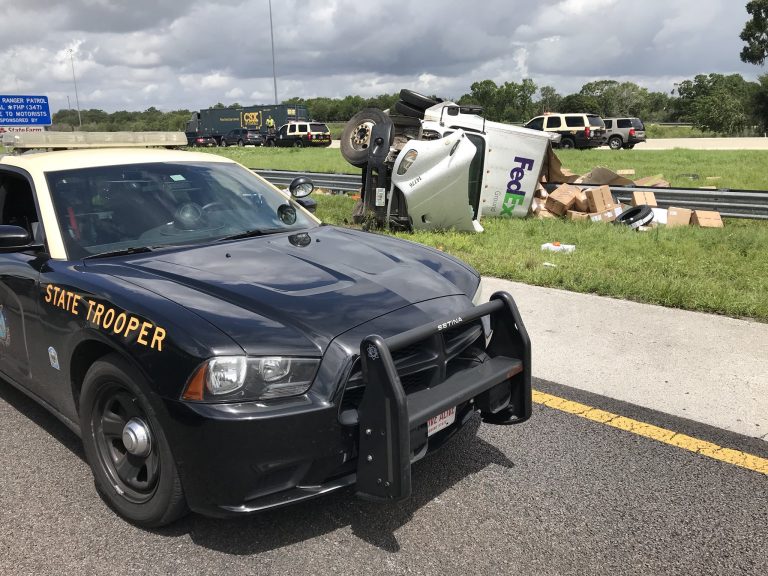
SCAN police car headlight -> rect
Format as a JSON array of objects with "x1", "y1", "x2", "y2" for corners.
[{"x1": 182, "y1": 356, "x2": 320, "y2": 402}]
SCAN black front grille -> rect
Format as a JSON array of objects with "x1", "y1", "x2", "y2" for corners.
[{"x1": 340, "y1": 320, "x2": 484, "y2": 413}]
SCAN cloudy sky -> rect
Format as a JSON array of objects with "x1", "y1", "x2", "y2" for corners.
[{"x1": 1, "y1": 0, "x2": 760, "y2": 114}]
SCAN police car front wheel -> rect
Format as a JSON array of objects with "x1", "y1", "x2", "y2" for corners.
[{"x1": 80, "y1": 354, "x2": 187, "y2": 527}]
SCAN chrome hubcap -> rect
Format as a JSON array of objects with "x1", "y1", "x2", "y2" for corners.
[{"x1": 122, "y1": 418, "x2": 152, "y2": 457}]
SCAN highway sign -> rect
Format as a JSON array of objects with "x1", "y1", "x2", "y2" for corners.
[{"x1": 0, "y1": 95, "x2": 51, "y2": 126}]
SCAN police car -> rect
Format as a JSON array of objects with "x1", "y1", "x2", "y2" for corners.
[{"x1": 0, "y1": 132, "x2": 530, "y2": 527}]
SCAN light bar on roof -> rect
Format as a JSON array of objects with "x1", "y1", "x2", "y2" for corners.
[{"x1": 2, "y1": 131, "x2": 188, "y2": 150}]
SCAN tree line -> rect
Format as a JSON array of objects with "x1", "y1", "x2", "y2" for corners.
[{"x1": 51, "y1": 73, "x2": 768, "y2": 136}]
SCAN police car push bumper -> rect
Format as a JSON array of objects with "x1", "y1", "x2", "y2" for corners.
[{"x1": 356, "y1": 291, "x2": 531, "y2": 501}]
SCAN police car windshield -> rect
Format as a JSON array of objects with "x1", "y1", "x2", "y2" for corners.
[{"x1": 46, "y1": 161, "x2": 314, "y2": 259}]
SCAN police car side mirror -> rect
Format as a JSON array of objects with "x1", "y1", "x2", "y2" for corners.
[
  {"x1": 289, "y1": 177, "x2": 314, "y2": 198},
  {"x1": 0, "y1": 225, "x2": 31, "y2": 248}
]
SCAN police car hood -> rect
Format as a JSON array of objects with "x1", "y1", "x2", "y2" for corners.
[{"x1": 89, "y1": 226, "x2": 478, "y2": 354}]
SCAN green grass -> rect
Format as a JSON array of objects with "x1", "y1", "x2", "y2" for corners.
[
  {"x1": 645, "y1": 124, "x2": 716, "y2": 139},
  {"x1": 196, "y1": 146, "x2": 768, "y2": 191},
  {"x1": 315, "y1": 195, "x2": 768, "y2": 321},
  {"x1": 554, "y1": 149, "x2": 768, "y2": 190},
  {"x1": 195, "y1": 146, "x2": 352, "y2": 173}
]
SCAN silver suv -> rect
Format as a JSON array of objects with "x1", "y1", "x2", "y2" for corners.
[{"x1": 603, "y1": 117, "x2": 646, "y2": 150}]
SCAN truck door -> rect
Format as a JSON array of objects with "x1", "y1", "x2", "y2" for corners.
[{"x1": 0, "y1": 171, "x2": 43, "y2": 392}]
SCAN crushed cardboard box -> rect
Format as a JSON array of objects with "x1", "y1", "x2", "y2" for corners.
[{"x1": 691, "y1": 210, "x2": 724, "y2": 228}]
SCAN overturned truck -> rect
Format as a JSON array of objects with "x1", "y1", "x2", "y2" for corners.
[{"x1": 341, "y1": 90, "x2": 558, "y2": 232}]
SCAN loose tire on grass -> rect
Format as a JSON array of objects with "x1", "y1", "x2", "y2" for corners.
[
  {"x1": 615, "y1": 205, "x2": 654, "y2": 229},
  {"x1": 399, "y1": 89, "x2": 439, "y2": 111},
  {"x1": 340, "y1": 108, "x2": 392, "y2": 167},
  {"x1": 80, "y1": 353, "x2": 187, "y2": 527}
]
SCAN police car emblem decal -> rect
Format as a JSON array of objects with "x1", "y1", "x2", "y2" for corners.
[
  {"x1": 0, "y1": 305, "x2": 9, "y2": 346},
  {"x1": 48, "y1": 347, "x2": 60, "y2": 370}
]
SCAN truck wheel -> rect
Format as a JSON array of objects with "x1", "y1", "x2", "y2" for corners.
[
  {"x1": 79, "y1": 354, "x2": 187, "y2": 527},
  {"x1": 237, "y1": 139, "x2": 244, "y2": 147},
  {"x1": 293, "y1": 140, "x2": 303, "y2": 148},
  {"x1": 220, "y1": 139, "x2": 227, "y2": 147},
  {"x1": 395, "y1": 100, "x2": 425, "y2": 119},
  {"x1": 399, "y1": 89, "x2": 438, "y2": 111},
  {"x1": 608, "y1": 136, "x2": 623, "y2": 150},
  {"x1": 341, "y1": 108, "x2": 392, "y2": 167},
  {"x1": 559, "y1": 137, "x2": 575, "y2": 150}
]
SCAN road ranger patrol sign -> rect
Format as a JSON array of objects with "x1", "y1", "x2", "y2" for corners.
[{"x1": 0, "y1": 95, "x2": 52, "y2": 126}]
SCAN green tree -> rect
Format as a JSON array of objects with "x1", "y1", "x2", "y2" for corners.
[
  {"x1": 672, "y1": 73, "x2": 759, "y2": 134},
  {"x1": 558, "y1": 93, "x2": 600, "y2": 113},
  {"x1": 741, "y1": 0, "x2": 768, "y2": 65},
  {"x1": 537, "y1": 86, "x2": 561, "y2": 114}
]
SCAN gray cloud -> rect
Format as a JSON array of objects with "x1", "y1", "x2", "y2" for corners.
[{"x1": 0, "y1": 0, "x2": 759, "y2": 113}]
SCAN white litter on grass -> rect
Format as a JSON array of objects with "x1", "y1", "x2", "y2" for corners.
[
  {"x1": 543, "y1": 262, "x2": 558, "y2": 268},
  {"x1": 541, "y1": 242, "x2": 575, "y2": 253}
]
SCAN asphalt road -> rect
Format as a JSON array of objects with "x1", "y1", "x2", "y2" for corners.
[{"x1": 1, "y1": 377, "x2": 766, "y2": 576}]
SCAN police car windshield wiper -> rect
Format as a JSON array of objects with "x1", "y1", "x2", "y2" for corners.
[
  {"x1": 217, "y1": 228, "x2": 283, "y2": 242},
  {"x1": 84, "y1": 246, "x2": 155, "y2": 259}
]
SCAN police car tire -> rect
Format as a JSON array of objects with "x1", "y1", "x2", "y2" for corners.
[
  {"x1": 615, "y1": 205, "x2": 654, "y2": 229},
  {"x1": 399, "y1": 89, "x2": 438, "y2": 111},
  {"x1": 80, "y1": 354, "x2": 187, "y2": 527},
  {"x1": 341, "y1": 108, "x2": 392, "y2": 167}
]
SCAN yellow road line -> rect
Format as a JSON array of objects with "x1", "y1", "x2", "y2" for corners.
[{"x1": 532, "y1": 390, "x2": 768, "y2": 476}]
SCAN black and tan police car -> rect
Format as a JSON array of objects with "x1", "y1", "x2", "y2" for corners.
[{"x1": 0, "y1": 132, "x2": 530, "y2": 527}]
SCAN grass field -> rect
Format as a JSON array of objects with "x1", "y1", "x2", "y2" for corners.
[
  {"x1": 315, "y1": 194, "x2": 768, "y2": 321},
  {"x1": 200, "y1": 146, "x2": 768, "y2": 191}
]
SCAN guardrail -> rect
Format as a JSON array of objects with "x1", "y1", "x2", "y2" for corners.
[
  {"x1": 256, "y1": 169, "x2": 361, "y2": 192},
  {"x1": 256, "y1": 170, "x2": 768, "y2": 220}
]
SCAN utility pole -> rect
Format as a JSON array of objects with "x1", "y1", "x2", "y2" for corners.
[
  {"x1": 68, "y1": 49, "x2": 82, "y2": 128},
  {"x1": 268, "y1": 0, "x2": 278, "y2": 105}
]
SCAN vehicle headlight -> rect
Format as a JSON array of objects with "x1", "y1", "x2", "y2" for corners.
[
  {"x1": 396, "y1": 149, "x2": 418, "y2": 175},
  {"x1": 182, "y1": 356, "x2": 320, "y2": 402}
]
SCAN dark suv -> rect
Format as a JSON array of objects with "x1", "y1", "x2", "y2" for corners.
[
  {"x1": 523, "y1": 113, "x2": 606, "y2": 149},
  {"x1": 273, "y1": 122, "x2": 332, "y2": 147},
  {"x1": 220, "y1": 128, "x2": 264, "y2": 147},
  {"x1": 603, "y1": 118, "x2": 646, "y2": 150}
]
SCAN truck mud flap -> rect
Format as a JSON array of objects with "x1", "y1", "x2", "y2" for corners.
[{"x1": 356, "y1": 291, "x2": 531, "y2": 502}]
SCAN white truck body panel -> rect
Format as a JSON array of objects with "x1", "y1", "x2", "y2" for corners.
[{"x1": 421, "y1": 103, "x2": 552, "y2": 219}]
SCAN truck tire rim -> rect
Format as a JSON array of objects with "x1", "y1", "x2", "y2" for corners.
[
  {"x1": 351, "y1": 122, "x2": 373, "y2": 150},
  {"x1": 92, "y1": 384, "x2": 160, "y2": 503}
]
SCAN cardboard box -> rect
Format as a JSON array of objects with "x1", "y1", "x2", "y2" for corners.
[
  {"x1": 573, "y1": 190, "x2": 589, "y2": 212},
  {"x1": 692, "y1": 210, "x2": 723, "y2": 228},
  {"x1": 567, "y1": 210, "x2": 589, "y2": 221},
  {"x1": 666, "y1": 207, "x2": 692, "y2": 227},
  {"x1": 634, "y1": 174, "x2": 670, "y2": 188},
  {"x1": 585, "y1": 185, "x2": 615, "y2": 213},
  {"x1": 545, "y1": 183, "x2": 579, "y2": 216},
  {"x1": 575, "y1": 167, "x2": 635, "y2": 187},
  {"x1": 631, "y1": 191, "x2": 658, "y2": 207},
  {"x1": 589, "y1": 203, "x2": 624, "y2": 223}
]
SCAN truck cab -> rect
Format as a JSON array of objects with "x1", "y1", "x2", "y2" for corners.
[{"x1": 343, "y1": 96, "x2": 554, "y2": 233}]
